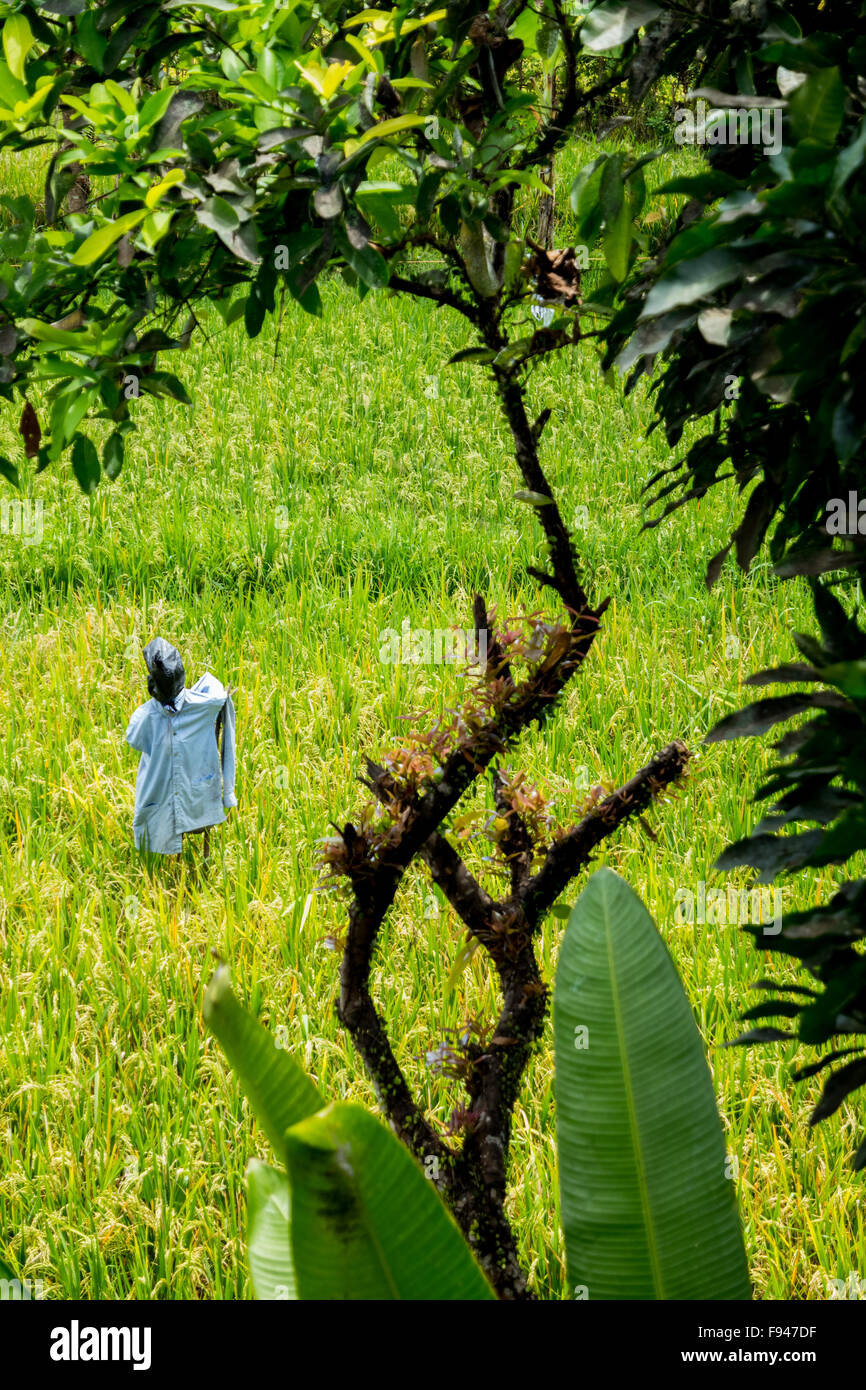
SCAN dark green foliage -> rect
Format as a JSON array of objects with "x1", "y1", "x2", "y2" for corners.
[
  {"x1": 708, "y1": 581, "x2": 866, "y2": 1168},
  {"x1": 580, "y1": 1, "x2": 866, "y2": 1165},
  {"x1": 603, "y1": 3, "x2": 866, "y2": 582}
]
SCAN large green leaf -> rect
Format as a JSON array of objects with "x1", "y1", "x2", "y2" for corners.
[
  {"x1": 283, "y1": 1102, "x2": 495, "y2": 1300},
  {"x1": 640, "y1": 250, "x2": 742, "y2": 319},
  {"x1": 335, "y1": 227, "x2": 389, "y2": 289},
  {"x1": 246, "y1": 1159, "x2": 295, "y2": 1301},
  {"x1": 203, "y1": 967, "x2": 321, "y2": 1166},
  {"x1": 788, "y1": 67, "x2": 845, "y2": 146},
  {"x1": 2, "y1": 15, "x2": 34, "y2": 83},
  {"x1": 71, "y1": 210, "x2": 148, "y2": 266},
  {"x1": 554, "y1": 868, "x2": 751, "y2": 1300},
  {"x1": 603, "y1": 199, "x2": 631, "y2": 283},
  {"x1": 71, "y1": 434, "x2": 100, "y2": 493},
  {"x1": 580, "y1": 0, "x2": 660, "y2": 53},
  {"x1": 570, "y1": 155, "x2": 607, "y2": 243}
]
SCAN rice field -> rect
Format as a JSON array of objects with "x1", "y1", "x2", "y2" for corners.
[{"x1": 1, "y1": 137, "x2": 864, "y2": 1301}]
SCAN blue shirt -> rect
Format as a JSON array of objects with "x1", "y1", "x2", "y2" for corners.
[{"x1": 125, "y1": 673, "x2": 237, "y2": 855}]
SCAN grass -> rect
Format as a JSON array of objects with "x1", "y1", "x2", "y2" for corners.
[{"x1": 1, "y1": 137, "x2": 865, "y2": 1302}]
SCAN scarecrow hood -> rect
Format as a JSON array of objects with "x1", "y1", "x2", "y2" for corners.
[{"x1": 143, "y1": 636, "x2": 185, "y2": 708}]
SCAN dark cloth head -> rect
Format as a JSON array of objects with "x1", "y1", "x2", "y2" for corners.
[{"x1": 143, "y1": 637, "x2": 185, "y2": 707}]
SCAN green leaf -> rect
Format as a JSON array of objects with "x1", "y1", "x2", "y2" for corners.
[
  {"x1": 335, "y1": 228, "x2": 388, "y2": 289},
  {"x1": 246, "y1": 1160, "x2": 295, "y2": 1301},
  {"x1": 502, "y1": 238, "x2": 525, "y2": 294},
  {"x1": 104, "y1": 78, "x2": 136, "y2": 118},
  {"x1": 447, "y1": 346, "x2": 496, "y2": 365},
  {"x1": 2, "y1": 15, "x2": 34, "y2": 83},
  {"x1": 446, "y1": 936, "x2": 481, "y2": 992},
  {"x1": 195, "y1": 195, "x2": 239, "y2": 238},
  {"x1": 244, "y1": 289, "x2": 267, "y2": 339},
  {"x1": 314, "y1": 184, "x2": 343, "y2": 219},
  {"x1": 655, "y1": 171, "x2": 741, "y2": 200},
  {"x1": 555, "y1": 869, "x2": 751, "y2": 1300},
  {"x1": 571, "y1": 156, "x2": 607, "y2": 243},
  {"x1": 18, "y1": 318, "x2": 86, "y2": 348},
  {"x1": 615, "y1": 310, "x2": 696, "y2": 375},
  {"x1": 74, "y1": 11, "x2": 107, "y2": 71},
  {"x1": 283, "y1": 1102, "x2": 495, "y2": 1299},
  {"x1": 536, "y1": 14, "x2": 562, "y2": 62},
  {"x1": 102, "y1": 431, "x2": 124, "y2": 479},
  {"x1": 356, "y1": 115, "x2": 427, "y2": 147},
  {"x1": 514, "y1": 488, "x2": 553, "y2": 506},
  {"x1": 814, "y1": 807, "x2": 866, "y2": 865},
  {"x1": 628, "y1": 165, "x2": 647, "y2": 221},
  {"x1": 163, "y1": 0, "x2": 239, "y2": 8},
  {"x1": 603, "y1": 198, "x2": 631, "y2": 282},
  {"x1": 829, "y1": 116, "x2": 866, "y2": 204},
  {"x1": 817, "y1": 659, "x2": 866, "y2": 701},
  {"x1": 71, "y1": 434, "x2": 100, "y2": 494},
  {"x1": 599, "y1": 155, "x2": 624, "y2": 224},
  {"x1": 41, "y1": 0, "x2": 87, "y2": 14},
  {"x1": 415, "y1": 168, "x2": 446, "y2": 223},
  {"x1": 0, "y1": 56, "x2": 27, "y2": 107},
  {"x1": 203, "y1": 967, "x2": 322, "y2": 1167},
  {"x1": 705, "y1": 692, "x2": 840, "y2": 743},
  {"x1": 138, "y1": 84, "x2": 175, "y2": 132},
  {"x1": 238, "y1": 71, "x2": 279, "y2": 105},
  {"x1": 355, "y1": 181, "x2": 413, "y2": 202},
  {"x1": 137, "y1": 371, "x2": 192, "y2": 404},
  {"x1": 71, "y1": 210, "x2": 148, "y2": 266},
  {"x1": 493, "y1": 337, "x2": 535, "y2": 370},
  {"x1": 788, "y1": 67, "x2": 845, "y2": 146},
  {"x1": 355, "y1": 192, "x2": 401, "y2": 239},
  {"x1": 491, "y1": 169, "x2": 550, "y2": 196},
  {"x1": 51, "y1": 385, "x2": 97, "y2": 449},
  {"x1": 580, "y1": 0, "x2": 661, "y2": 53},
  {"x1": 0, "y1": 455, "x2": 19, "y2": 488},
  {"x1": 287, "y1": 274, "x2": 322, "y2": 316},
  {"x1": 640, "y1": 250, "x2": 742, "y2": 319}
]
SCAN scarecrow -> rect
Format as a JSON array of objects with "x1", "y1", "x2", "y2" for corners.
[{"x1": 125, "y1": 637, "x2": 237, "y2": 858}]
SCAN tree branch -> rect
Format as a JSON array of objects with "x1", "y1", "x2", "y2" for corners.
[{"x1": 521, "y1": 738, "x2": 692, "y2": 926}]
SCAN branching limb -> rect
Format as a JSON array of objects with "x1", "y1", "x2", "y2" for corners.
[
  {"x1": 520, "y1": 739, "x2": 692, "y2": 927},
  {"x1": 388, "y1": 272, "x2": 482, "y2": 324},
  {"x1": 421, "y1": 831, "x2": 502, "y2": 948},
  {"x1": 492, "y1": 366, "x2": 592, "y2": 618},
  {"x1": 338, "y1": 871, "x2": 451, "y2": 1163}
]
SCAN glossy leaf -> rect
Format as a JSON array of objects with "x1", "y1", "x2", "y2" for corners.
[
  {"x1": 2, "y1": 15, "x2": 34, "y2": 82},
  {"x1": 788, "y1": 67, "x2": 844, "y2": 146},
  {"x1": 246, "y1": 1159, "x2": 294, "y2": 1301},
  {"x1": 555, "y1": 868, "x2": 751, "y2": 1300},
  {"x1": 640, "y1": 250, "x2": 743, "y2": 319},
  {"x1": 335, "y1": 228, "x2": 388, "y2": 289},
  {"x1": 71, "y1": 434, "x2": 100, "y2": 493},
  {"x1": 580, "y1": 0, "x2": 660, "y2": 53},
  {"x1": 283, "y1": 1101, "x2": 495, "y2": 1300},
  {"x1": 603, "y1": 199, "x2": 631, "y2": 282},
  {"x1": 203, "y1": 967, "x2": 322, "y2": 1167},
  {"x1": 71, "y1": 210, "x2": 148, "y2": 266}
]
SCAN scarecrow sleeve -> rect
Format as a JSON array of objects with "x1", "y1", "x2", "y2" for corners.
[
  {"x1": 125, "y1": 704, "x2": 152, "y2": 755},
  {"x1": 221, "y1": 692, "x2": 237, "y2": 810}
]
